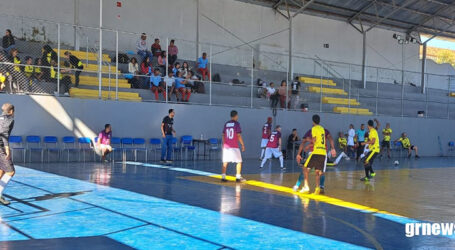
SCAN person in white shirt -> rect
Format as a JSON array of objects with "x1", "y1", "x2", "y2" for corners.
[
  {"x1": 266, "y1": 82, "x2": 276, "y2": 100},
  {"x1": 127, "y1": 57, "x2": 140, "y2": 88},
  {"x1": 347, "y1": 124, "x2": 356, "y2": 158},
  {"x1": 163, "y1": 71, "x2": 175, "y2": 101},
  {"x1": 136, "y1": 33, "x2": 151, "y2": 61}
]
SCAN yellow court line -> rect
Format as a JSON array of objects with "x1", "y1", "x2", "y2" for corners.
[{"x1": 210, "y1": 175, "x2": 403, "y2": 218}]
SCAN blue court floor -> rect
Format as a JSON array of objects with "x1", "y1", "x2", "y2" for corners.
[{"x1": 1, "y1": 156, "x2": 455, "y2": 249}]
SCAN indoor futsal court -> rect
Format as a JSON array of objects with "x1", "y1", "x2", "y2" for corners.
[{"x1": 2, "y1": 0, "x2": 455, "y2": 249}]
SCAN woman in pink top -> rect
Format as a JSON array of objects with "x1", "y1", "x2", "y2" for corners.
[{"x1": 97, "y1": 124, "x2": 112, "y2": 162}]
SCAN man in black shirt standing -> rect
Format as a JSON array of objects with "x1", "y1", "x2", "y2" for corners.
[
  {"x1": 0, "y1": 103, "x2": 15, "y2": 205},
  {"x1": 161, "y1": 109, "x2": 176, "y2": 163},
  {"x1": 64, "y1": 51, "x2": 84, "y2": 87}
]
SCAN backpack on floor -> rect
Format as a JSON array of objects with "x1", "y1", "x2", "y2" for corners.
[
  {"x1": 194, "y1": 81, "x2": 205, "y2": 94},
  {"x1": 212, "y1": 73, "x2": 221, "y2": 82}
]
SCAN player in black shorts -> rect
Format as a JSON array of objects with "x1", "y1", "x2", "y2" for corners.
[{"x1": 0, "y1": 103, "x2": 15, "y2": 205}]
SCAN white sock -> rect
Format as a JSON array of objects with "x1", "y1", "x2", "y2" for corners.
[
  {"x1": 279, "y1": 156, "x2": 284, "y2": 168},
  {"x1": 0, "y1": 175, "x2": 12, "y2": 196},
  {"x1": 334, "y1": 152, "x2": 346, "y2": 164},
  {"x1": 222, "y1": 174, "x2": 226, "y2": 179},
  {"x1": 236, "y1": 174, "x2": 241, "y2": 179},
  {"x1": 260, "y1": 148, "x2": 265, "y2": 158},
  {"x1": 260, "y1": 158, "x2": 267, "y2": 168}
]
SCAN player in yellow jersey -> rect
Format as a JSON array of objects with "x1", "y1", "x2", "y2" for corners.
[
  {"x1": 380, "y1": 123, "x2": 392, "y2": 159},
  {"x1": 296, "y1": 115, "x2": 336, "y2": 194},
  {"x1": 360, "y1": 120, "x2": 380, "y2": 181}
]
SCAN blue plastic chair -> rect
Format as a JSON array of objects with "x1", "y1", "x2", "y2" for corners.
[
  {"x1": 393, "y1": 141, "x2": 404, "y2": 158},
  {"x1": 44, "y1": 136, "x2": 59, "y2": 162},
  {"x1": 9, "y1": 136, "x2": 26, "y2": 162},
  {"x1": 26, "y1": 135, "x2": 43, "y2": 162},
  {"x1": 62, "y1": 136, "x2": 78, "y2": 162},
  {"x1": 180, "y1": 135, "x2": 195, "y2": 160},
  {"x1": 149, "y1": 138, "x2": 162, "y2": 162},
  {"x1": 111, "y1": 137, "x2": 122, "y2": 162},
  {"x1": 121, "y1": 138, "x2": 135, "y2": 161},
  {"x1": 171, "y1": 137, "x2": 181, "y2": 161},
  {"x1": 448, "y1": 141, "x2": 455, "y2": 155},
  {"x1": 208, "y1": 138, "x2": 221, "y2": 160},
  {"x1": 78, "y1": 137, "x2": 93, "y2": 162},
  {"x1": 133, "y1": 138, "x2": 147, "y2": 162}
]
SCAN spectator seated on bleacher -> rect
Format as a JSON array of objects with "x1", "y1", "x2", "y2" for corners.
[
  {"x1": 150, "y1": 68, "x2": 166, "y2": 101},
  {"x1": 172, "y1": 62, "x2": 181, "y2": 76},
  {"x1": 197, "y1": 52, "x2": 210, "y2": 81},
  {"x1": 2, "y1": 29, "x2": 15, "y2": 54},
  {"x1": 181, "y1": 62, "x2": 191, "y2": 78},
  {"x1": 8, "y1": 48, "x2": 21, "y2": 73},
  {"x1": 136, "y1": 33, "x2": 151, "y2": 61},
  {"x1": 128, "y1": 57, "x2": 140, "y2": 89},
  {"x1": 163, "y1": 71, "x2": 175, "y2": 101},
  {"x1": 140, "y1": 57, "x2": 152, "y2": 89},
  {"x1": 174, "y1": 71, "x2": 191, "y2": 102},
  {"x1": 157, "y1": 51, "x2": 167, "y2": 75},
  {"x1": 256, "y1": 79, "x2": 267, "y2": 98},
  {"x1": 394, "y1": 133, "x2": 420, "y2": 158},
  {"x1": 167, "y1": 39, "x2": 178, "y2": 66},
  {"x1": 151, "y1": 38, "x2": 162, "y2": 66},
  {"x1": 34, "y1": 58, "x2": 44, "y2": 82}
]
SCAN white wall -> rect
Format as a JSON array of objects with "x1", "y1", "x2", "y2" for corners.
[
  {"x1": 2, "y1": 94, "x2": 454, "y2": 157},
  {"x1": 0, "y1": 0, "x2": 452, "y2": 88}
]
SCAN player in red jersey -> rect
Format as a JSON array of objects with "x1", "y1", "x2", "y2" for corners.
[
  {"x1": 260, "y1": 117, "x2": 272, "y2": 160},
  {"x1": 259, "y1": 125, "x2": 284, "y2": 169},
  {"x1": 221, "y1": 110, "x2": 246, "y2": 183}
]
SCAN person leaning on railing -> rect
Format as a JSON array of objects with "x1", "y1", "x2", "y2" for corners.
[
  {"x1": 49, "y1": 59, "x2": 71, "y2": 96},
  {"x1": 64, "y1": 51, "x2": 84, "y2": 87}
]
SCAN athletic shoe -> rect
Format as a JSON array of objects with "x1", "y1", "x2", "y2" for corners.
[
  {"x1": 221, "y1": 178, "x2": 228, "y2": 183},
  {"x1": 313, "y1": 187, "x2": 321, "y2": 195},
  {"x1": 160, "y1": 160, "x2": 166, "y2": 164},
  {"x1": 415, "y1": 155, "x2": 420, "y2": 159},
  {"x1": 0, "y1": 196, "x2": 10, "y2": 205},
  {"x1": 293, "y1": 185, "x2": 299, "y2": 192},
  {"x1": 370, "y1": 172, "x2": 376, "y2": 177},
  {"x1": 103, "y1": 159, "x2": 109, "y2": 163},
  {"x1": 166, "y1": 160, "x2": 173, "y2": 164},
  {"x1": 259, "y1": 165, "x2": 263, "y2": 168},
  {"x1": 280, "y1": 166, "x2": 286, "y2": 170},
  {"x1": 299, "y1": 186, "x2": 310, "y2": 194},
  {"x1": 360, "y1": 177, "x2": 369, "y2": 182},
  {"x1": 319, "y1": 188, "x2": 325, "y2": 194},
  {"x1": 64, "y1": 92, "x2": 70, "y2": 96},
  {"x1": 236, "y1": 177, "x2": 246, "y2": 183}
]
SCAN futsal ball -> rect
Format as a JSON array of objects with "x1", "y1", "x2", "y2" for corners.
[{"x1": 394, "y1": 160, "x2": 399, "y2": 165}]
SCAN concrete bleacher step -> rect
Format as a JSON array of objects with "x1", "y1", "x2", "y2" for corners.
[
  {"x1": 333, "y1": 107, "x2": 372, "y2": 115},
  {"x1": 322, "y1": 97, "x2": 359, "y2": 106},
  {"x1": 308, "y1": 86, "x2": 347, "y2": 96},
  {"x1": 55, "y1": 49, "x2": 111, "y2": 62},
  {"x1": 299, "y1": 77, "x2": 336, "y2": 86},
  {"x1": 83, "y1": 64, "x2": 120, "y2": 73},
  {"x1": 71, "y1": 75, "x2": 131, "y2": 88},
  {"x1": 69, "y1": 88, "x2": 141, "y2": 101}
]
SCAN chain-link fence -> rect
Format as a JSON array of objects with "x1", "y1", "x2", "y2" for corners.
[{"x1": 1, "y1": 14, "x2": 455, "y2": 119}]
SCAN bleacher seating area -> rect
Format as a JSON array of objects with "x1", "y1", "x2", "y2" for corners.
[
  {"x1": 8, "y1": 135, "x2": 221, "y2": 163},
  {"x1": 1, "y1": 32, "x2": 455, "y2": 119}
]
